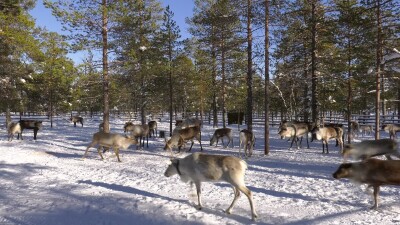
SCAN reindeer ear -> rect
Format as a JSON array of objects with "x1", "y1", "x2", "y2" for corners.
[{"x1": 169, "y1": 158, "x2": 178, "y2": 164}]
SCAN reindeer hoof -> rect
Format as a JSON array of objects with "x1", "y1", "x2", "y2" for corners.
[
  {"x1": 370, "y1": 205, "x2": 378, "y2": 210},
  {"x1": 196, "y1": 205, "x2": 202, "y2": 210}
]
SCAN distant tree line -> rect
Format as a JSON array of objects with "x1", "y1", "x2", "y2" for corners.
[{"x1": 1, "y1": 0, "x2": 399, "y2": 140}]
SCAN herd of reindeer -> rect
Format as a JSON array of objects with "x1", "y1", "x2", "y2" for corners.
[{"x1": 4, "y1": 115, "x2": 400, "y2": 221}]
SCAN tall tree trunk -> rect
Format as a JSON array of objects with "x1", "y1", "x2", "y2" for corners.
[
  {"x1": 347, "y1": 40, "x2": 352, "y2": 144},
  {"x1": 398, "y1": 79, "x2": 400, "y2": 119},
  {"x1": 375, "y1": 0, "x2": 382, "y2": 140},
  {"x1": 311, "y1": 0, "x2": 318, "y2": 124},
  {"x1": 169, "y1": 49, "x2": 173, "y2": 136},
  {"x1": 303, "y1": 54, "x2": 310, "y2": 122},
  {"x1": 246, "y1": 0, "x2": 253, "y2": 132},
  {"x1": 102, "y1": 0, "x2": 110, "y2": 133},
  {"x1": 221, "y1": 36, "x2": 226, "y2": 128},
  {"x1": 264, "y1": 0, "x2": 270, "y2": 155},
  {"x1": 211, "y1": 30, "x2": 218, "y2": 128}
]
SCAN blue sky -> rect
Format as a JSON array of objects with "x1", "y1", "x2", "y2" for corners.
[{"x1": 29, "y1": 0, "x2": 195, "y2": 64}]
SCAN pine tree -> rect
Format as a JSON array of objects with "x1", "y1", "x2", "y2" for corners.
[
  {"x1": 44, "y1": 0, "x2": 115, "y2": 132},
  {"x1": 157, "y1": 5, "x2": 181, "y2": 135},
  {"x1": 0, "y1": 0, "x2": 40, "y2": 125}
]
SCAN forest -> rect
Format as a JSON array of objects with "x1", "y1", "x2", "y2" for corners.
[{"x1": 1, "y1": 0, "x2": 399, "y2": 151}]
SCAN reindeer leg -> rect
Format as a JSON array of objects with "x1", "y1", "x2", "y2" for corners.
[
  {"x1": 234, "y1": 184, "x2": 258, "y2": 221},
  {"x1": 33, "y1": 128, "x2": 38, "y2": 140},
  {"x1": 290, "y1": 136, "x2": 296, "y2": 149},
  {"x1": 96, "y1": 146, "x2": 104, "y2": 160},
  {"x1": 195, "y1": 181, "x2": 202, "y2": 210},
  {"x1": 297, "y1": 136, "x2": 302, "y2": 149},
  {"x1": 113, "y1": 147, "x2": 121, "y2": 162},
  {"x1": 82, "y1": 142, "x2": 95, "y2": 159},
  {"x1": 226, "y1": 187, "x2": 240, "y2": 214},
  {"x1": 198, "y1": 134, "x2": 203, "y2": 151},
  {"x1": 326, "y1": 141, "x2": 329, "y2": 154},
  {"x1": 370, "y1": 185, "x2": 380, "y2": 210},
  {"x1": 188, "y1": 140, "x2": 195, "y2": 151}
]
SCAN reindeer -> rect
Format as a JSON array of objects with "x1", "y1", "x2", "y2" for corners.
[
  {"x1": 342, "y1": 139, "x2": 399, "y2": 162},
  {"x1": 239, "y1": 129, "x2": 255, "y2": 158},
  {"x1": 148, "y1": 120, "x2": 158, "y2": 137},
  {"x1": 70, "y1": 116, "x2": 83, "y2": 127},
  {"x1": 175, "y1": 120, "x2": 183, "y2": 127},
  {"x1": 18, "y1": 120, "x2": 43, "y2": 140},
  {"x1": 210, "y1": 128, "x2": 233, "y2": 148},
  {"x1": 350, "y1": 121, "x2": 359, "y2": 139},
  {"x1": 311, "y1": 126, "x2": 344, "y2": 154},
  {"x1": 7, "y1": 122, "x2": 21, "y2": 141},
  {"x1": 124, "y1": 122, "x2": 149, "y2": 149},
  {"x1": 279, "y1": 120, "x2": 310, "y2": 148},
  {"x1": 164, "y1": 125, "x2": 203, "y2": 153},
  {"x1": 83, "y1": 132, "x2": 138, "y2": 162},
  {"x1": 333, "y1": 158, "x2": 400, "y2": 209},
  {"x1": 382, "y1": 124, "x2": 400, "y2": 140},
  {"x1": 278, "y1": 125, "x2": 309, "y2": 149},
  {"x1": 359, "y1": 124, "x2": 373, "y2": 136},
  {"x1": 164, "y1": 152, "x2": 258, "y2": 221}
]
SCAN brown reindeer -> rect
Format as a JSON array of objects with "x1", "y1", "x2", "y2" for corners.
[
  {"x1": 239, "y1": 129, "x2": 255, "y2": 158},
  {"x1": 164, "y1": 125, "x2": 203, "y2": 153},
  {"x1": 210, "y1": 128, "x2": 233, "y2": 148},
  {"x1": 70, "y1": 116, "x2": 83, "y2": 127},
  {"x1": 18, "y1": 120, "x2": 43, "y2": 140},
  {"x1": 333, "y1": 159, "x2": 400, "y2": 209}
]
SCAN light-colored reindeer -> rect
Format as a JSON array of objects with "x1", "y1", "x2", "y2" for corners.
[
  {"x1": 164, "y1": 152, "x2": 258, "y2": 221},
  {"x1": 8, "y1": 122, "x2": 21, "y2": 141},
  {"x1": 278, "y1": 125, "x2": 309, "y2": 149},
  {"x1": 124, "y1": 122, "x2": 149, "y2": 148},
  {"x1": 311, "y1": 126, "x2": 344, "y2": 154},
  {"x1": 82, "y1": 132, "x2": 138, "y2": 162},
  {"x1": 148, "y1": 120, "x2": 158, "y2": 137},
  {"x1": 382, "y1": 124, "x2": 400, "y2": 140}
]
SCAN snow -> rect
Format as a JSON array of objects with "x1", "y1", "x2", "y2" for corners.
[{"x1": 1, "y1": 117, "x2": 400, "y2": 225}]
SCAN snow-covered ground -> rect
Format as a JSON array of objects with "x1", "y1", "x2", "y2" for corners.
[{"x1": 1, "y1": 116, "x2": 400, "y2": 225}]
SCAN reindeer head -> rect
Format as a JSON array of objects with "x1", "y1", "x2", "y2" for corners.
[
  {"x1": 333, "y1": 163, "x2": 353, "y2": 179},
  {"x1": 210, "y1": 134, "x2": 217, "y2": 146},
  {"x1": 164, "y1": 159, "x2": 179, "y2": 177}
]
